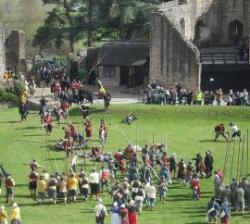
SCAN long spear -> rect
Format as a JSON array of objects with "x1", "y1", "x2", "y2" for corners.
[
  {"x1": 247, "y1": 129, "x2": 249, "y2": 177},
  {"x1": 153, "y1": 131, "x2": 155, "y2": 145},
  {"x1": 136, "y1": 120, "x2": 138, "y2": 147}
]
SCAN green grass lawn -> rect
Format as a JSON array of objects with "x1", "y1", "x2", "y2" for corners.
[{"x1": 0, "y1": 104, "x2": 250, "y2": 224}]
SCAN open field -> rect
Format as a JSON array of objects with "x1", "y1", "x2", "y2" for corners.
[{"x1": 0, "y1": 104, "x2": 250, "y2": 224}]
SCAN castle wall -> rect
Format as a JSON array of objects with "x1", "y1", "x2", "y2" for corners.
[
  {"x1": 159, "y1": 0, "x2": 250, "y2": 46},
  {"x1": 150, "y1": 12, "x2": 201, "y2": 91},
  {"x1": 221, "y1": 0, "x2": 250, "y2": 44},
  {"x1": 0, "y1": 23, "x2": 5, "y2": 80},
  {"x1": 5, "y1": 30, "x2": 26, "y2": 74},
  {"x1": 150, "y1": 0, "x2": 250, "y2": 90}
]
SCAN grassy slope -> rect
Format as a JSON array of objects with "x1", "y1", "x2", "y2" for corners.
[{"x1": 0, "y1": 105, "x2": 250, "y2": 224}]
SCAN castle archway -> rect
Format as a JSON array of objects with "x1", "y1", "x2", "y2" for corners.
[
  {"x1": 180, "y1": 18, "x2": 185, "y2": 36},
  {"x1": 229, "y1": 20, "x2": 243, "y2": 44}
]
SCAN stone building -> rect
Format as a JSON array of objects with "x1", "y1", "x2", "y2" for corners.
[
  {"x1": 150, "y1": 0, "x2": 250, "y2": 91},
  {"x1": 0, "y1": 22, "x2": 26, "y2": 80},
  {"x1": 91, "y1": 41, "x2": 149, "y2": 88}
]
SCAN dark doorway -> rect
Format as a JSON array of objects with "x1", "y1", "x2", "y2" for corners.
[
  {"x1": 201, "y1": 67, "x2": 250, "y2": 91},
  {"x1": 120, "y1": 66, "x2": 129, "y2": 86},
  {"x1": 229, "y1": 20, "x2": 243, "y2": 44}
]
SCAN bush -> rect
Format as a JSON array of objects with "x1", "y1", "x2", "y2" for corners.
[
  {"x1": 0, "y1": 90, "x2": 18, "y2": 104},
  {"x1": 13, "y1": 80, "x2": 26, "y2": 97}
]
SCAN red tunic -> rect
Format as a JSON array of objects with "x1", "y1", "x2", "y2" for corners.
[
  {"x1": 44, "y1": 116, "x2": 53, "y2": 125},
  {"x1": 191, "y1": 178, "x2": 201, "y2": 196},
  {"x1": 128, "y1": 212, "x2": 137, "y2": 224}
]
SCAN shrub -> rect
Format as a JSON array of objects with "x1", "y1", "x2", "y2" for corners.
[
  {"x1": 0, "y1": 90, "x2": 18, "y2": 104},
  {"x1": 13, "y1": 80, "x2": 26, "y2": 97}
]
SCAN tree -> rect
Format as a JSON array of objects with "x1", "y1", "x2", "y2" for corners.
[
  {"x1": 99, "y1": 0, "x2": 161, "y2": 39},
  {"x1": 0, "y1": 0, "x2": 51, "y2": 36},
  {"x1": 33, "y1": 0, "x2": 161, "y2": 54},
  {"x1": 34, "y1": 0, "x2": 101, "y2": 53}
]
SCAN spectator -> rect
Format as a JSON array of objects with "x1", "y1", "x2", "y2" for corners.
[{"x1": 94, "y1": 199, "x2": 107, "y2": 224}]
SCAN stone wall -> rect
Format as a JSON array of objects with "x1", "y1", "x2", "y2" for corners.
[
  {"x1": 0, "y1": 23, "x2": 6, "y2": 80},
  {"x1": 5, "y1": 30, "x2": 26, "y2": 74},
  {"x1": 158, "y1": 0, "x2": 250, "y2": 46},
  {"x1": 150, "y1": 12, "x2": 201, "y2": 91},
  {"x1": 150, "y1": 0, "x2": 250, "y2": 90}
]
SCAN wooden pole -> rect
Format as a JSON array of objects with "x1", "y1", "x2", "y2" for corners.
[
  {"x1": 230, "y1": 140, "x2": 236, "y2": 181},
  {"x1": 236, "y1": 140, "x2": 241, "y2": 181},
  {"x1": 247, "y1": 129, "x2": 249, "y2": 177},
  {"x1": 240, "y1": 133, "x2": 245, "y2": 179},
  {"x1": 153, "y1": 131, "x2": 155, "y2": 145},
  {"x1": 223, "y1": 141, "x2": 228, "y2": 178},
  {"x1": 136, "y1": 120, "x2": 138, "y2": 147},
  {"x1": 163, "y1": 133, "x2": 168, "y2": 153}
]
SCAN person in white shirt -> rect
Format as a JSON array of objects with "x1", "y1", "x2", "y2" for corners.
[
  {"x1": 89, "y1": 169, "x2": 100, "y2": 199},
  {"x1": 70, "y1": 152, "x2": 78, "y2": 172},
  {"x1": 145, "y1": 182, "x2": 156, "y2": 210},
  {"x1": 229, "y1": 122, "x2": 242, "y2": 141},
  {"x1": 94, "y1": 198, "x2": 107, "y2": 224}
]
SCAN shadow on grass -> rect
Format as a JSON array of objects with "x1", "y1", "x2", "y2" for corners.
[
  {"x1": 89, "y1": 139, "x2": 100, "y2": 143},
  {"x1": 168, "y1": 185, "x2": 186, "y2": 189},
  {"x1": 15, "y1": 126, "x2": 40, "y2": 130},
  {"x1": 39, "y1": 145, "x2": 60, "y2": 152},
  {"x1": 69, "y1": 107, "x2": 105, "y2": 117},
  {"x1": 23, "y1": 134, "x2": 45, "y2": 137},
  {"x1": 14, "y1": 194, "x2": 31, "y2": 199},
  {"x1": 80, "y1": 209, "x2": 96, "y2": 214},
  {"x1": 231, "y1": 212, "x2": 250, "y2": 217},
  {"x1": 180, "y1": 208, "x2": 205, "y2": 214},
  {"x1": 199, "y1": 139, "x2": 217, "y2": 143},
  {"x1": 44, "y1": 157, "x2": 65, "y2": 161},
  {"x1": 17, "y1": 201, "x2": 53, "y2": 207},
  {"x1": 15, "y1": 184, "x2": 28, "y2": 187},
  {"x1": 185, "y1": 222, "x2": 204, "y2": 224},
  {"x1": 168, "y1": 198, "x2": 194, "y2": 201},
  {"x1": 0, "y1": 120, "x2": 21, "y2": 124},
  {"x1": 183, "y1": 205, "x2": 205, "y2": 210},
  {"x1": 168, "y1": 193, "x2": 190, "y2": 198}
]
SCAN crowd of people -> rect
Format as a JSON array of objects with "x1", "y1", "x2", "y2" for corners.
[
  {"x1": 206, "y1": 172, "x2": 250, "y2": 224},
  {"x1": 4, "y1": 92, "x2": 250, "y2": 224},
  {"x1": 144, "y1": 83, "x2": 249, "y2": 106},
  {"x1": 0, "y1": 139, "x2": 218, "y2": 224},
  {"x1": 1, "y1": 66, "x2": 250, "y2": 224}
]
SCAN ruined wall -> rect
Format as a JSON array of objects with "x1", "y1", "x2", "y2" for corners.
[
  {"x1": 159, "y1": 0, "x2": 214, "y2": 42},
  {"x1": 5, "y1": 30, "x2": 26, "y2": 74},
  {"x1": 158, "y1": 0, "x2": 250, "y2": 46},
  {"x1": 220, "y1": 0, "x2": 250, "y2": 44},
  {"x1": 150, "y1": 0, "x2": 250, "y2": 90},
  {"x1": 0, "y1": 23, "x2": 5, "y2": 80},
  {"x1": 150, "y1": 13, "x2": 201, "y2": 90}
]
